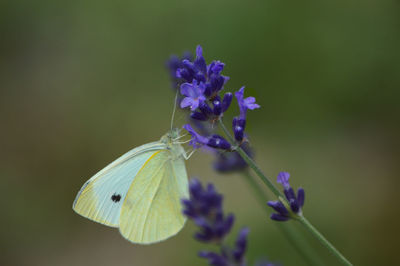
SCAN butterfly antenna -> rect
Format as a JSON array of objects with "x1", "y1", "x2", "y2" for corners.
[{"x1": 170, "y1": 89, "x2": 179, "y2": 130}]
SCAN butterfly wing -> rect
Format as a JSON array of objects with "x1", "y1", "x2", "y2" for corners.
[
  {"x1": 119, "y1": 149, "x2": 189, "y2": 244},
  {"x1": 73, "y1": 142, "x2": 166, "y2": 227}
]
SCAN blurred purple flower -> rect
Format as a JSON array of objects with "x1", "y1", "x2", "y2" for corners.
[
  {"x1": 213, "y1": 143, "x2": 253, "y2": 173},
  {"x1": 182, "y1": 178, "x2": 234, "y2": 242},
  {"x1": 255, "y1": 259, "x2": 281, "y2": 266},
  {"x1": 182, "y1": 179, "x2": 250, "y2": 266},
  {"x1": 199, "y1": 227, "x2": 249, "y2": 266},
  {"x1": 277, "y1": 172, "x2": 290, "y2": 189},
  {"x1": 166, "y1": 51, "x2": 193, "y2": 88}
]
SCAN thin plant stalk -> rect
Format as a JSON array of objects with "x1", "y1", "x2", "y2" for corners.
[
  {"x1": 219, "y1": 118, "x2": 352, "y2": 266},
  {"x1": 242, "y1": 170, "x2": 324, "y2": 266}
]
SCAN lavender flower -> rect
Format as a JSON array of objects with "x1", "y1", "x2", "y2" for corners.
[
  {"x1": 166, "y1": 51, "x2": 193, "y2": 89},
  {"x1": 213, "y1": 143, "x2": 253, "y2": 173},
  {"x1": 168, "y1": 45, "x2": 259, "y2": 171},
  {"x1": 199, "y1": 227, "x2": 249, "y2": 266},
  {"x1": 233, "y1": 87, "x2": 260, "y2": 142},
  {"x1": 175, "y1": 45, "x2": 229, "y2": 97},
  {"x1": 174, "y1": 45, "x2": 230, "y2": 121},
  {"x1": 182, "y1": 178, "x2": 234, "y2": 242},
  {"x1": 267, "y1": 172, "x2": 305, "y2": 221},
  {"x1": 254, "y1": 259, "x2": 280, "y2": 266},
  {"x1": 183, "y1": 124, "x2": 231, "y2": 150},
  {"x1": 182, "y1": 179, "x2": 250, "y2": 266},
  {"x1": 235, "y1": 87, "x2": 261, "y2": 119},
  {"x1": 180, "y1": 80, "x2": 206, "y2": 111}
]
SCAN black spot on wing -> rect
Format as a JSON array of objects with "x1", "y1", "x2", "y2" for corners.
[{"x1": 111, "y1": 193, "x2": 121, "y2": 202}]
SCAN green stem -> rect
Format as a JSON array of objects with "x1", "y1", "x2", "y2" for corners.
[
  {"x1": 218, "y1": 119, "x2": 283, "y2": 199},
  {"x1": 298, "y1": 216, "x2": 353, "y2": 265},
  {"x1": 242, "y1": 171, "x2": 324, "y2": 266},
  {"x1": 218, "y1": 118, "x2": 352, "y2": 266}
]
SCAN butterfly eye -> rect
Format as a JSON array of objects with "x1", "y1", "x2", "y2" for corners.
[{"x1": 111, "y1": 193, "x2": 121, "y2": 202}]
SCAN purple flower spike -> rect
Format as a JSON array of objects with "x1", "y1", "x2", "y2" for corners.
[
  {"x1": 267, "y1": 172, "x2": 306, "y2": 221},
  {"x1": 198, "y1": 251, "x2": 229, "y2": 266},
  {"x1": 167, "y1": 45, "x2": 234, "y2": 118},
  {"x1": 182, "y1": 179, "x2": 251, "y2": 266},
  {"x1": 180, "y1": 80, "x2": 206, "y2": 111},
  {"x1": 182, "y1": 178, "x2": 235, "y2": 243},
  {"x1": 233, "y1": 227, "x2": 249, "y2": 263}
]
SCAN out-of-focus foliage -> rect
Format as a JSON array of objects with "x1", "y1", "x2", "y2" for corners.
[{"x1": 0, "y1": 0, "x2": 399, "y2": 265}]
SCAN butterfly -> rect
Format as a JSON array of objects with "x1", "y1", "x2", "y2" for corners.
[{"x1": 72, "y1": 128, "x2": 190, "y2": 244}]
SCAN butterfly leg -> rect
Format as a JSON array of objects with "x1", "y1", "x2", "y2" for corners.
[{"x1": 183, "y1": 149, "x2": 196, "y2": 160}]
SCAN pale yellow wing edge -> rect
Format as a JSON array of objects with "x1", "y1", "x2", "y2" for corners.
[{"x1": 118, "y1": 149, "x2": 189, "y2": 244}]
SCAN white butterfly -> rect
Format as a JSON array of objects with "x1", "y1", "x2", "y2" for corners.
[{"x1": 73, "y1": 128, "x2": 190, "y2": 244}]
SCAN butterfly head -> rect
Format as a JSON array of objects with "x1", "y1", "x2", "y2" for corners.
[{"x1": 161, "y1": 128, "x2": 181, "y2": 145}]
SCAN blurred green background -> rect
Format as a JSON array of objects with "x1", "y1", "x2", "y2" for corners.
[{"x1": 1, "y1": 0, "x2": 399, "y2": 265}]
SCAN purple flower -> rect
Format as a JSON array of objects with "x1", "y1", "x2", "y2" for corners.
[
  {"x1": 168, "y1": 45, "x2": 260, "y2": 174},
  {"x1": 180, "y1": 80, "x2": 206, "y2": 111},
  {"x1": 213, "y1": 143, "x2": 253, "y2": 173},
  {"x1": 277, "y1": 172, "x2": 290, "y2": 189},
  {"x1": 232, "y1": 117, "x2": 246, "y2": 142},
  {"x1": 182, "y1": 179, "x2": 250, "y2": 266},
  {"x1": 199, "y1": 228, "x2": 249, "y2": 266},
  {"x1": 208, "y1": 60, "x2": 225, "y2": 76},
  {"x1": 221, "y1": 92, "x2": 233, "y2": 112},
  {"x1": 198, "y1": 251, "x2": 229, "y2": 266},
  {"x1": 232, "y1": 87, "x2": 260, "y2": 142},
  {"x1": 166, "y1": 52, "x2": 193, "y2": 88},
  {"x1": 267, "y1": 172, "x2": 305, "y2": 221},
  {"x1": 232, "y1": 227, "x2": 250, "y2": 264},
  {"x1": 189, "y1": 92, "x2": 233, "y2": 122},
  {"x1": 207, "y1": 135, "x2": 231, "y2": 150},
  {"x1": 172, "y1": 45, "x2": 230, "y2": 111},
  {"x1": 235, "y1": 86, "x2": 260, "y2": 119},
  {"x1": 194, "y1": 45, "x2": 207, "y2": 75},
  {"x1": 255, "y1": 259, "x2": 281, "y2": 266},
  {"x1": 183, "y1": 124, "x2": 209, "y2": 148},
  {"x1": 183, "y1": 124, "x2": 231, "y2": 150},
  {"x1": 181, "y1": 178, "x2": 234, "y2": 243}
]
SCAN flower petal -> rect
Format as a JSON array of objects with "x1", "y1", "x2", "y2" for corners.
[
  {"x1": 277, "y1": 172, "x2": 290, "y2": 188},
  {"x1": 180, "y1": 97, "x2": 193, "y2": 109}
]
